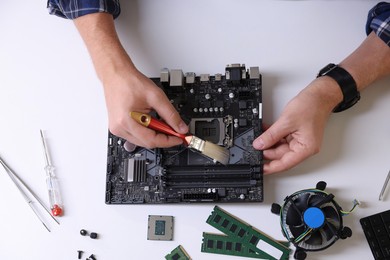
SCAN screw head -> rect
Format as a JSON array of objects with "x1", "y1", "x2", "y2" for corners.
[
  {"x1": 80, "y1": 229, "x2": 88, "y2": 236},
  {"x1": 90, "y1": 232, "x2": 98, "y2": 239}
]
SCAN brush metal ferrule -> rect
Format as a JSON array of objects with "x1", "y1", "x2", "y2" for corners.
[{"x1": 186, "y1": 136, "x2": 205, "y2": 152}]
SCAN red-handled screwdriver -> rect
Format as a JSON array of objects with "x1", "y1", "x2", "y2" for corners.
[{"x1": 129, "y1": 112, "x2": 230, "y2": 165}]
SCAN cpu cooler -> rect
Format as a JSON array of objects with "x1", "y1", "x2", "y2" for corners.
[{"x1": 271, "y1": 181, "x2": 357, "y2": 260}]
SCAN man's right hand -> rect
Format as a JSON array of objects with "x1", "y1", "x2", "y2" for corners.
[
  {"x1": 74, "y1": 13, "x2": 188, "y2": 148},
  {"x1": 103, "y1": 67, "x2": 189, "y2": 148}
]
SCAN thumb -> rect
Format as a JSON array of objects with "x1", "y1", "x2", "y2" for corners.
[
  {"x1": 153, "y1": 96, "x2": 188, "y2": 134},
  {"x1": 253, "y1": 123, "x2": 289, "y2": 150}
]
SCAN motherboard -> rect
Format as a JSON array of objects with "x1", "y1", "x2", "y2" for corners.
[{"x1": 105, "y1": 64, "x2": 263, "y2": 204}]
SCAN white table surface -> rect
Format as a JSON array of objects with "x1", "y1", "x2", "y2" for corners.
[{"x1": 1, "y1": 1, "x2": 389, "y2": 259}]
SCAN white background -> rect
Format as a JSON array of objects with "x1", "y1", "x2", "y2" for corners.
[{"x1": 1, "y1": 1, "x2": 389, "y2": 259}]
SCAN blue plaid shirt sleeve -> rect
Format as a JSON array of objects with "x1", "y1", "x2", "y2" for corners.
[
  {"x1": 47, "y1": 0, "x2": 121, "y2": 19},
  {"x1": 366, "y1": 2, "x2": 390, "y2": 47}
]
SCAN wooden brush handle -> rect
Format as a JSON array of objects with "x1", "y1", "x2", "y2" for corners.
[{"x1": 129, "y1": 112, "x2": 187, "y2": 141}]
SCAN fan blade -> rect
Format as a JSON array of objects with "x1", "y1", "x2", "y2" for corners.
[
  {"x1": 322, "y1": 206, "x2": 340, "y2": 223},
  {"x1": 294, "y1": 193, "x2": 311, "y2": 212},
  {"x1": 290, "y1": 225, "x2": 306, "y2": 238},
  {"x1": 322, "y1": 221, "x2": 337, "y2": 241},
  {"x1": 326, "y1": 217, "x2": 341, "y2": 230},
  {"x1": 285, "y1": 193, "x2": 310, "y2": 226},
  {"x1": 319, "y1": 228, "x2": 330, "y2": 243},
  {"x1": 286, "y1": 206, "x2": 303, "y2": 226},
  {"x1": 304, "y1": 230, "x2": 323, "y2": 246},
  {"x1": 307, "y1": 194, "x2": 323, "y2": 206},
  {"x1": 311, "y1": 194, "x2": 335, "y2": 208}
]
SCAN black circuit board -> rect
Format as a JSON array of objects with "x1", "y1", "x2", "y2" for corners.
[{"x1": 105, "y1": 64, "x2": 263, "y2": 204}]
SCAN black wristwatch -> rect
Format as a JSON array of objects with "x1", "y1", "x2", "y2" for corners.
[{"x1": 317, "y1": 63, "x2": 360, "y2": 113}]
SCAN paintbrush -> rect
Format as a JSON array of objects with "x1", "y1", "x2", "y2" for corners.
[{"x1": 129, "y1": 111, "x2": 230, "y2": 165}]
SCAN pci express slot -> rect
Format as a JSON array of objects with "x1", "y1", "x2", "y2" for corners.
[
  {"x1": 163, "y1": 165, "x2": 259, "y2": 188},
  {"x1": 164, "y1": 181, "x2": 255, "y2": 189},
  {"x1": 165, "y1": 165, "x2": 255, "y2": 176}
]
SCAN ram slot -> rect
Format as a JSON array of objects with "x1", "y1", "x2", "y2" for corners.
[{"x1": 163, "y1": 165, "x2": 257, "y2": 189}]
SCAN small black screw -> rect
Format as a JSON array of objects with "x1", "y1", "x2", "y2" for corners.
[
  {"x1": 90, "y1": 232, "x2": 98, "y2": 239},
  {"x1": 77, "y1": 250, "x2": 83, "y2": 259},
  {"x1": 80, "y1": 229, "x2": 88, "y2": 236}
]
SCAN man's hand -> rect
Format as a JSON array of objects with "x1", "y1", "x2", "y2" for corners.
[
  {"x1": 253, "y1": 77, "x2": 342, "y2": 174},
  {"x1": 74, "y1": 13, "x2": 188, "y2": 148},
  {"x1": 253, "y1": 32, "x2": 390, "y2": 174},
  {"x1": 103, "y1": 67, "x2": 189, "y2": 148}
]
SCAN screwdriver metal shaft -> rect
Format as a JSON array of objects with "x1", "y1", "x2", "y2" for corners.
[{"x1": 379, "y1": 170, "x2": 390, "y2": 201}]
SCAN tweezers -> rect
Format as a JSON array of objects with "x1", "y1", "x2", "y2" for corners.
[{"x1": 0, "y1": 155, "x2": 59, "y2": 231}]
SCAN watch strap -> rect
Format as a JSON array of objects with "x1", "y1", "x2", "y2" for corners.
[{"x1": 317, "y1": 64, "x2": 360, "y2": 113}]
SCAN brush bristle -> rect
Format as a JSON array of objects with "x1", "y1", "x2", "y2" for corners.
[
  {"x1": 185, "y1": 136, "x2": 230, "y2": 164},
  {"x1": 202, "y1": 141, "x2": 230, "y2": 165}
]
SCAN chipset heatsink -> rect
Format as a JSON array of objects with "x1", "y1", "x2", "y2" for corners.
[{"x1": 147, "y1": 215, "x2": 174, "y2": 241}]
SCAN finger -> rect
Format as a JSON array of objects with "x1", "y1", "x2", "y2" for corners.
[
  {"x1": 263, "y1": 143, "x2": 290, "y2": 161},
  {"x1": 124, "y1": 141, "x2": 137, "y2": 152},
  {"x1": 110, "y1": 120, "x2": 150, "y2": 148},
  {"x1": 109, "y1": 112, "x2": 159, "y2": 148},
  {"x1": 127, "y1": 119, "x2": 184, "y2": 148},
  {"x1": 124, "y1": 127, "x2": 184, "y2": 149},
  {"x1": 149, "y1": 90, "x2": 189, "y2": 134},
  {"x1": 253, "y1": 121, "x2": 292, "y2": 150},
  {"x1": 263, "y1": 150, "x2": 308, "y2": 174},
  {"x1": 120, "y1": 109, "x2": 184, "y2": 148},
  {"x1": 263, "y1": 139, "x2": 315, "y2": 174},
  {"x1": 152, "y1": 134, "x2": 184, "y2": 148}
]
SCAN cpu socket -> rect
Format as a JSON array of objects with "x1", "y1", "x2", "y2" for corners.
[{"x1": 189, "y1": 115, "x2": 233, "y2": 148}]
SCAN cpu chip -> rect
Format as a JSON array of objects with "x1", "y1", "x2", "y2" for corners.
[{"x1": 147, "y1": 215, "x2": 174, "y2": 241}]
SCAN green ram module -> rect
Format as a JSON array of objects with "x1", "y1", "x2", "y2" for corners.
[
  {"x1": 205, "y1": 206, "x2": 290, "y2": 260},
  {"x1": 202, "y1": 232, "x2": 276, "y2": 259},
  {"x1": 165, "y1": 245, "x2": 192, "y2": 260}
]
